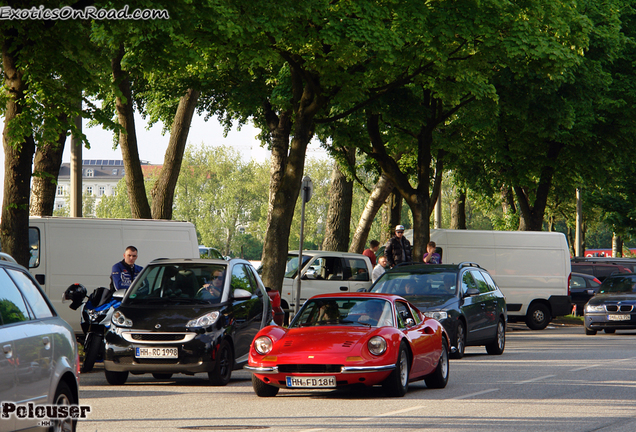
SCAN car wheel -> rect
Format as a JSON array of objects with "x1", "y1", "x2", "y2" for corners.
[
  {"x1": 424, "y1": 338, "x2": 449, "y2": 389},
  {"x1": 585, "y1": 328, "x2": 597, "y2": 335},
  {"x1": 383, "y1": 342, "x2": 410, "y2": 397},
  {"x1": 485, "y1": 318, "x2": 505, "y2": 355},
  {"x1": 208, "y1": 340, "x2": 233, "y2": 386},
  {"x1": 450, "y1": 321, "x2": 465, "y2": 359},
  {"x1": 81, "y1": 333, "x2": 103, "y2": 373},
  {"x1": 152, "y1": 373, "x2": 173, "y2": 380},
  {"x1": 525, "y1": 303, "x2": 551, "y2": 330},
  {"x1": 604, "y1": 328, "x2": 616, "y2": 334},
  {"x1": 49, "y1": 381, "x2": 76, "y2": 432},
  {"x1": 251, "y1": 375, "x2": 279, "y2": 397},
  {"x1": 105, "y1": 370, "x2": 129, "y2": 385}
]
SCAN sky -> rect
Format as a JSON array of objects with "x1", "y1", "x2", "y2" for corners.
[{"x1": 0, "y1": 113, "x2": 331, "y2": 205}]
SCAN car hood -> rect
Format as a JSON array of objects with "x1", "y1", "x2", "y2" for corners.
[
  {"x1": 117, "y1": 304, "x2": 219, "y2": 331},
  {"x1": 588, "y1": 293, "x2": 636, "y2": 305},
  {"x1": 277, "y1": 327, "x2": 374, "y2": 354},
  {"x1": 406, "y1": 295, "x2": 457, "y2": 312}
]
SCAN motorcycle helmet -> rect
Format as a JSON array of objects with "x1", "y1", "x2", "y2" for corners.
[{"x1": 64, "y1": 283, "x2": 87, "y2": 310}]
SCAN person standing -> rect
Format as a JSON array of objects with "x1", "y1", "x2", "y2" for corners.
[
  {"x1": 384, "y1": 225, "x2": 412, "y2": 268},
  {"x1": 363, "y1": 239, "x2": 380, "y2": 267},
  {"x1": 110, "y1": 246, "x2": 143, "y2": 291},
  {"x1": 422, "y1": 241, "x2": 442, "y2": 264},
  {"x1": 372, "y1": 256, "x2": 388, "y2": 282}
]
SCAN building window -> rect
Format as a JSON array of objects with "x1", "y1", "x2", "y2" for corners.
[
  {"x1": 56, "y1": 203, "x2": 63, "y2": 209},
  {"x1": 112, "y1": 168, "x2": 118, "y2": 175},
  {"x1": 86, "y1": 186, "x2": 93, "y2": 196},
  {"x1": 98, "y1": 186, "x2": 105, "y2": 196},
  {"x1": 86, "y1": 168, "x2": 94, "y2": 177},
  {"x1": 56, "y1": 185, "x2": 64, "y2": 196}
]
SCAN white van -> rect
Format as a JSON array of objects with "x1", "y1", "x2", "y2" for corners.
[
  {"x1": 27, "y1": 217, "x2": 200, "y2": 334},
  {"x1": 408, "y1": 229, "x2": 572, "y2": 330}
]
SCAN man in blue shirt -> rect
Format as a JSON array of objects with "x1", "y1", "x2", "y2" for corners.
[{"x1": 110, "y1": 246, "x2": 143, "y2": 291}]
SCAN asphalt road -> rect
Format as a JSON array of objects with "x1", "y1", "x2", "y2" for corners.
[{"x1": 77, "y1": 323, "x2": 636, "y2": 432}]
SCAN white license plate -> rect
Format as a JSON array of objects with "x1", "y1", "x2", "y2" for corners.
[
  {"x1": 608, "y1": 314, "x2": 630, "y2": 321},
  {"x1": 286, "y1": 376, "x2": 336, "y2": 388},
  {"x1": 135, "y1": 347, "x2": 178, "y2": 358}
]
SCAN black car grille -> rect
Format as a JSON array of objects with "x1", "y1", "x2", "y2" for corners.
[
  {"x1": 131, "y1": 333, "x2": 185, "y2": 341},
  {"x1": 605, "y1": 305, "x2": 634, "y2": 313},
  {"x1": 278, "y1": 364, "x2": 343, "y2": 373}
]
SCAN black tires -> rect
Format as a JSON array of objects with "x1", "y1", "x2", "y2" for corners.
[
  {"x1": 485, "y1": 318, "x2": 506, "y2": 355},
  {"x1": 152, "y1": 373, "x2": 173, "y2": 380},
  {"x1": 525, "y1": 303, "x2": 551, "y2": 330},
  {"x1": 105, "y1": 370, "x2": 129, "y2": 385},
  {"x1": 585, "y1": 328, "x2": 597, "y2": 335},
  {"x1": 208, "y1": 340, "x2": 233, "y2": 386},
  {"x1": 50, "y1": 381, "x2": 76, "y2": 432},
  {"x1": 424, "y1": 338, "x2": 449, "y2": 389},
  {"x1": 450, "y1": 321, "x2": 466, "y2": 359},
  {"x1": 251, "y1": 375, "x2": 280, "y2": 397},
  {"x1": 81, "y1": 333, "x2": 103, "y2": 373},
  {"x1": 383, "y1": 342, "x2": 410, "y2": 397}
]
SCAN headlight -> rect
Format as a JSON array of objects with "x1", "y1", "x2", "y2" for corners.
[
  {"x1": 112, "y1": 311, "x2": 132, "y2": 327},
  {"x1": 253, "y1": 336, "x2": 273, "y2": 355},
  {"x1": 186, "y1": 311, "x2": 220, "y2": 328},
  {"x1": 424, "y1": 311, "x2": 448, "y2": 320},
  {"x1": 367, "y1": 336, "x2": 387, "y2": 356},
  {"x1": 585, "y1": 304, "x2": 604, "y2": 313}
]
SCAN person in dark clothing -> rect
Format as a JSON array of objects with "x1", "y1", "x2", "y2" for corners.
[
  {"x1": 384, "y1": 225, "x2": 412, "y2": 268},
  {"x1": 110, "y1": 245, "x2": 143, "y2": 291}
]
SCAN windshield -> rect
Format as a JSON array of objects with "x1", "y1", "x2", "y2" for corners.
[
  {"x1": 598, "y1": 275, "x2": 636, "y2": 294},
  {"x1": 371, "y1": 271, "x2": 457, "y2": 297},
  {"x1": 126, "y1": 263, "x2": 228, "y2": 304},
  {"x1": 285, "y1": 254, "x2": 312, "y2": 278},
  {"x1": 290, "y1": 298, "x2": 394, "y2": 328}
]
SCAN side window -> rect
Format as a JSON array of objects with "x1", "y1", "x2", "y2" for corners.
[
  {"x1": 230, "y1": 264, "x2": 252, "y2": 293},
  {"x1": 7, "y1": 268, "x2": 54, "y2": 318},
  {"x1": 395, "y1": 301, "x2": 409, "y2": 328},
  {"x1": 461, "y1": 271, "x2": 478, "y2": 295},
  {"x1": 245, "y1": 266, "x2": 262, "y2": 296},
  {"x1": 312, "y1": 257, "x2": 344, "y2": 281},
  {"x1": 481, "y1": 272, "x2": 499, "y2": 292},
  {"x1": 345, "y1": 258, "x2": 369, "y2": 281},
  {"x1": 0, "y1": 269, "x2": 31, "y2": 325},
  {"x1": 29, "y1": 227, "x2": 40, "y2": 268},
  {"x1": 570, "y1": 276, "x2": 585, "y2": 288},
  {"x1": 470, "y1": 270, "x2": 491, "y2": 294}
]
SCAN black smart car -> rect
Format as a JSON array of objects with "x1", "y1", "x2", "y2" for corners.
[
  {"x1": 370, "y1": 262, "x2": 507, "y2": 359},
  {"x1": 103, "y1": 258, "x2": 273, "y2": 385}
]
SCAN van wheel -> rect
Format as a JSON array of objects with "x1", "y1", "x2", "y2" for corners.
[
  {"x1": 525, "y1": 303, "x2": 551, "y2": 330},
  {"x1": 450, "y1": 321, "x2": 465, "y2": 359}
]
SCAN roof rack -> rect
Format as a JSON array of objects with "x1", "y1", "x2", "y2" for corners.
[
  {"x1": 0, "y1": 252, "x2": 17, "y2": 263},
  {"x1": 458, "y1": 261, "x2": 481, "y2": 269}
]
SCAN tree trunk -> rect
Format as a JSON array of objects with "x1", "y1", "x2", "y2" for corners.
[
  {"x1": 322, "y1": 149, "x2": 355, "y2": 252},
  {"x1": 450, "y1": 189, "x2": 466, "y2": 230},
  {"x1": 612, "y1": 233, "x2": 623, "y2": 258},
  {"x1": 1, "y1": 46, "x2": 34, "y2": 267},
  {"x1": 112, "y1": 44, "x2": 151, "y2": 219},
  {"x1": 349, "y1": 172, "x2": 394, "y2": 253},
  {"x1": 385, "y1": 189, "x2": 403, "y2": 241},
  {"x1": 30, "y1": 130, "x2": 67, "y2": 216},
  {"x1": 151, "y1": 88, "x2": 200, "y2": 219},
  {"x1": 500, "y1": 185, "x2": 516, "y2": 215}
]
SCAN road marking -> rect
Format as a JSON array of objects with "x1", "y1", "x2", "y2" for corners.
[
  {"x1": 451, "y1": 388, "x2": 499, "y2": 399},
  {"x1": 356, "y1": 405, "x2": 424, "y2": 421},
  {"x1": 570, "y1": 356, "x2": 636, "y2": 372},
  {"x1": 515, "y1": 375, "x2": 556, "y2": 384}
]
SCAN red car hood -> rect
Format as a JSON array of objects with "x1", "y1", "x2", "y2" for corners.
[{"x1": 277, "y1": 327, "x2": 373, "y2": 354}]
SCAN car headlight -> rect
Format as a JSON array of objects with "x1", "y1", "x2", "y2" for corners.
[
  {"x1": 424, "y1": 311, "x2": 448, "y2": 320},
  {"x1": 253, "y1": 336, "x2": 273, "y2": 355},
  {"x1": 585, "y1": 304, "x2": 605, "y2": 313},
  {"x1": 186, "y1": 311, "x2": 220, "y2": 328},
  {"x1": 367, "y1": 336, "x2": 387, "y2": 356},
  {"x1": 112, "y1": 311, "x2": 132, "y2": 328}
]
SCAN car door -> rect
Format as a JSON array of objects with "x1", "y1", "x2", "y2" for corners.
[
  {"x1": 229, "y1": 263, "x2": 264, "y2": 363},
  {"x1": 395, "y1": 301, "x2": 436, "y2": 375},
  {"x1": 343, "y1": 257, "x2": 373, "y2": 292},
  {"x1": 459, "y1": 270, "x2": 487, "y2": 344},
  {"x1": 296, "y1": 256, "x2": 349, "y2": 304},
  {"x1": 472, "y1": 270, "x2": 500, "y2": 340}
]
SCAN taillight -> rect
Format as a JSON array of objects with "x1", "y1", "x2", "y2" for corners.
[
  {"x1": 567, "y1": 272, "x2": 571, "y2": 296},
  {"x1": 76, "y1": 349, "x2": 81, "y2": 379}
]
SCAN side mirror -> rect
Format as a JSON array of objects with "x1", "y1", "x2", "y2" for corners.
[
  {"x1": 464, "y1": 288, "x2": 480, "y2": 297},
  {"x1": 232, "y1": 288, "x2": 252, "y2": 300},
  {"x1": 405, "y1": 318, "x2": 415, "y2": 327}
]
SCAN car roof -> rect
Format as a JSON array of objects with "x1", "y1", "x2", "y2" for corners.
[
  {"x1": 147, "y1": 257, "x2": 250, "y2": 266},
  {"x1": 311, "y1": 292, "x2": 406, "y2": 302},
  {"x1": 384, "y1": 262, "x2": 482, "y2": 274}
]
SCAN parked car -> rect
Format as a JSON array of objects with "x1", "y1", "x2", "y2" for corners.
[
  {"x1": 0, "y1": 252, "x2": 80, "y2": 432},
  {"x1": 245, "y1": 292, "x2": 449, "y2": 397},
  {"x1": 584, "y1": 273, "x2": 636, "y2": 335},
  {"x1": 369, "y1": 262, "x2": 507, "y2": 359},
  {"x1": 570, "y1": 272, "x2": 602, "y2": 315},
  {"x1": 570, "y1": 262, "x2": 632, "y2": 282},
  {"x1": 199, "y1": 245, "x2": 224, "y2": 260},
  {"x1": 103, "y1": 258, "x2": 273, "y2": 385},
  {"x1": 571, "y1": 256, "x2": 636, "y2": 274}
]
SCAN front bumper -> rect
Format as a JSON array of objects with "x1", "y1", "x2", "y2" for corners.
[{"x1": 584, "y1": 313, "x2": 636, "y2": 330}]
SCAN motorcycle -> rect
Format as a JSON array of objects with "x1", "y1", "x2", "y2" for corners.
[{"x1": 63, "y1": 284, "x2": 121, "y2": 373}]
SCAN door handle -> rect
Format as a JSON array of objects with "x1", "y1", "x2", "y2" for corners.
[{"x1": 340, "y1": 286, "x2": 347, "y2": 291}]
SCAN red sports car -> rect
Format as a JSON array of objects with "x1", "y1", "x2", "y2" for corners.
[{"x1": 245, "y1": 292, "x2": 449, "y2": 397}]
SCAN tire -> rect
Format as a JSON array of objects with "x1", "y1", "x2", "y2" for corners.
[
  {"x1": 81, "y1": 333, "x2": 103, "y2": 373},
  {"x1": 424, "y1": 338, "x2": 449, "y2": 389},
  {"x1": 585, "y1": 328, "x2": 597, "y2": 335},
  {"x1": 50, "y1": 381, "x2": 76, "y2": 432},
  {"x1": 152, "y1": 373, "x2": 173, "y2": 380},
  {"x1": 450, "y1": 321, "x2": 466, "y2": 359},
  {"x1": 208, "y1": 340, "x2": 233, "y2": 386},
  {"x1": 251, "y1": 375, "x2": 279, "y2": 397},
  {"x1": 105, "y1": 369, "x2": 129, "y2": 385},
  {"x1": 383, "y1": 342, "x2": 410, "y2": 397},
  {"x1": 485, "y1": 318, "x2": 506, "y2": 355},
  {"x1": 525, "y1": 303, "x2": 551, "y2": 330},
  {"x1": 604, "y1": 328, "x2": 616, "y2": 334}
]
